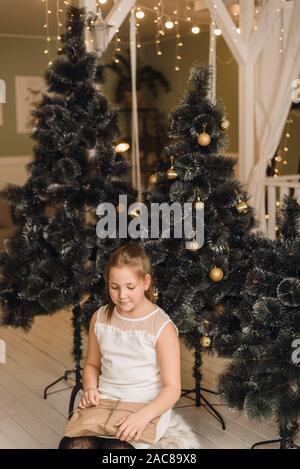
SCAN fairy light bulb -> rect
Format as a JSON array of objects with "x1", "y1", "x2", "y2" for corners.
[
  {"x1": 99, "y1": 0, "x2": 108, "y2": 4},
  {"x1": 136, "y1": 9, "x2": 145, "y2": 19},
  {"x1": 214, "y1": 28, "x2": 222, "y2": 36},
  {"x1": 165, "y1": 19, "x2": 174, "y2": 29},
  {"x1": 191, "y1": 26, "x2": 200, "y2": 34}
]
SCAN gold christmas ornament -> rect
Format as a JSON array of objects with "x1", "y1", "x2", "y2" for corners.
[
  {"x1": 167, "y1": 156, "x2": 178, "y2": 180},
  {"x1": 209, "y1": 267, "x2": 224, "y2": 282},
  {"x1": 186, "y1": 240, "x2": 200, "y2": 252},
  {"x1": 236, "y1": 199, "x2": 248, "y2": 214},
  {"x1": 221, "y1": 118, "x2": 230, "y2": 130},
  {"x1": 197, "y1": 124, "x2": 211, "y2": 147},
  {"x1": 149, "y1": 172, "x2": 158, "y2": 185},
  {"x1": 129, "y1": 207, "x2": 140, "y2": 218},
  {"x1": 200, "y1": 335, "x2": 212, "y2": 348},
  {"x1": 128, "y1": 202, "x2": 142, "y2": 218},
  {"x1": 193, "y1": 188, "x2": 204, "y2": 210}
]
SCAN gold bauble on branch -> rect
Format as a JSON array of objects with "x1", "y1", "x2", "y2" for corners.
[
  {"x1": 197, "y1": 123, "x2": 211, "y2": 147},
  {"x1": 166, "y1": 156, "x2": 178, "y2": 180},
  {"x1": 186, "y1": 240, "x2": 200, "y2": 252},
  {"x1": 149, "y1": 172, "x2": 158, "y2": 185},
  {"x1": 193, "y1": 187, "x2": 204, "y2": 210},
  {"x1": 153, "y1": 287, "x2": 159, "y2": 300},
  {"x1": 236, "y1": 199, "x2": 248, "y2": 214},
  {"x1": 221, "y1": 118, "x2": 230, "y2": 131},
  {"x1": 200, "y1": 335, "x2": 212, "y2": 348},
  {"x1": 128, "y1": 201, "x2": 142, "y2": 218},
  {"x1": 209, "y1": 267, "x2": 224, "y2": 282}
]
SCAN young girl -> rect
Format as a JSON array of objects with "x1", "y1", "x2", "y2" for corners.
[{"x1": 59, "y1": 242, "x2": 181, "y2": 450}]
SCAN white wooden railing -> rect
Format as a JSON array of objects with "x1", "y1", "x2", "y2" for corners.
[{"x1": 264, "y1": 175, "x2": 300, "y2": 239}]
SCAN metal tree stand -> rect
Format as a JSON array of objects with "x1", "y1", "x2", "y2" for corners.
[
  {"x1": 251, "y1": 425, "x2": 300, "y2": 450},
  {"x1": 180, "y1": 341, "x2": 226, "y2": 430},
  {"x1": 43, "y1": 300, "x2": 83, "y2": 418}
]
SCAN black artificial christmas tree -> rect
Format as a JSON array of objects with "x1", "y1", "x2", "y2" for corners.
[
  {"x1": 0, "y1": 6, "x2": 135, "y2": 411},
  {"x1": 218, "y1": 196, "x2": 300, "y2": 449},
  {"x1": 143, "y1": 65, "x2": 256, "y2": 425}
]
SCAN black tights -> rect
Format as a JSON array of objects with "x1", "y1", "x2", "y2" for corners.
[{"x1": 58, "y1": 436, "x2": 135, "y2": 450}]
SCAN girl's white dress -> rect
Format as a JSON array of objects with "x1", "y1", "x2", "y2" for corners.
[{"x1": 94, "y1": 304, "x2": 179, "y2": 449}]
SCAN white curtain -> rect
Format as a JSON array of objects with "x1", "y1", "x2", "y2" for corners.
[{"x1": 248, "y1": 0, "x2": 300, "y2": 232}]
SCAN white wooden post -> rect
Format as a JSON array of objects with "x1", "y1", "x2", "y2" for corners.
[
  {"x1": 101, "y1": 0, "x2": 135, "y2": 52},
  {"x1": 239, "y1": 63, "x2": 255, "y2": 182},
  {"x1": 238, "y1": 1, "x2": 255, "y2": 182},
  {"x1": 205, "y1": 0, "x2": 282, "y2": 184}
]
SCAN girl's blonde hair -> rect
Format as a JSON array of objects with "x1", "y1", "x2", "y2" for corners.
[{"x1": 104, "y1": 242, "x2": 156, "y2": 322}]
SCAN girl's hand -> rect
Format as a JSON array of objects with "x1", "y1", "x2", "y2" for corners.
[
  {"x1": 78, "y1": 388, "x2": 101, "y2": 408},
  {"x1": 115, "y1": 410, "x2": 152, "y2": 442}
]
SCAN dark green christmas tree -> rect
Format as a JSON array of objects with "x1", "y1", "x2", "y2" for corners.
[
  {"x1": 218, "y1": 196, "x2": 300, "y2": 448},
  {"x1": 143, "y1": 65, "x2": 257, "y2": 397},
  {"x1": 0, "y1": 6, "x2": 135, "y2": 348}
]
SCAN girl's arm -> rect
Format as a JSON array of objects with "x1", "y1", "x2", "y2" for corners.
[
  {"x1": 82, "y1": 311, "x2": 102, "y2": 392},
  {"x1": 141, "y1": 322, "x2": 181, "y2": 421}
]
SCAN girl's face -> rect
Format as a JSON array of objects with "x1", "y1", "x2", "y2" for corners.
[{"x1": 108, "y1": 266, "x2": 151, "y2": 313}]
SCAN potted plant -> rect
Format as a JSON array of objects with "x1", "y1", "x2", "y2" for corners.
[{"x1": 104, "y1": 50, "x2": 170, "y2": 106}]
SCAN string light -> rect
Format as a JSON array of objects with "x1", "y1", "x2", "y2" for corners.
[
  {"x1": 273, "y1": 118, "x2": 293, "y2": 177},
  {"x1": 214, "y1": 28, "x2": 222, "y2": 36},
  {"x1": 174, "y1": 2, "x2": 181, "y2": 72},
  {"x1": 112, "y1": 28, "x2": 122, "y2": 63},
  {"x1": 191, "y1": 25, "x2": 200, "y2": 35},
  {"x1": 184, "y1": 0, "x2": 192, "y2": 21},
  {"x1": 165, "y1": 18, "x2": 174, "y2": 29},
  {"x1": 154, "y1": 1, "x2": 163, "y2": 56},
  {"x1": 42, "y1": 0, "x2": 52, "y2": 64},
  {"x1": 135, "y1": 8, "x2": 142, "y2": 49},
  {"x1": 279, "y1": 4, "x2": 285, "y2": 54},
  {"x1": 122, "y1": 1, "x2": 205, "y2": 58},
  {"x1": 136, "y1": 7, "x2": 145, "y2": 19},
  {"x1": 56, "y1": 0, "x2": 63, "y2": 53}
]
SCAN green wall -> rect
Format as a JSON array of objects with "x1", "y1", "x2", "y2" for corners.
[
  {"x1": 136, "y1": 32, "x2": 239, "y2": 153},
  {"x1": 0, "y1": 32, "x2": 298, "y2": 174},
  {"x1": 0, "y1": 37, "x2": 48, "y2": 156}
]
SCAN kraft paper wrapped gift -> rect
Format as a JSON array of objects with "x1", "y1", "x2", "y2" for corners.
[{"x1": 64, "y1": 398, "x2": 160, "y2": 445}]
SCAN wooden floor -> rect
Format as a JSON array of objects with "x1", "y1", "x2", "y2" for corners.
[{"x1": 0, "y1": 309, "x2": 298, "y2": 449}]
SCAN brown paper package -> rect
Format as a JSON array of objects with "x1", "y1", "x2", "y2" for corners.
[{"x1": 64, "y1": 398, "x2": 160, "y2": 445}]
